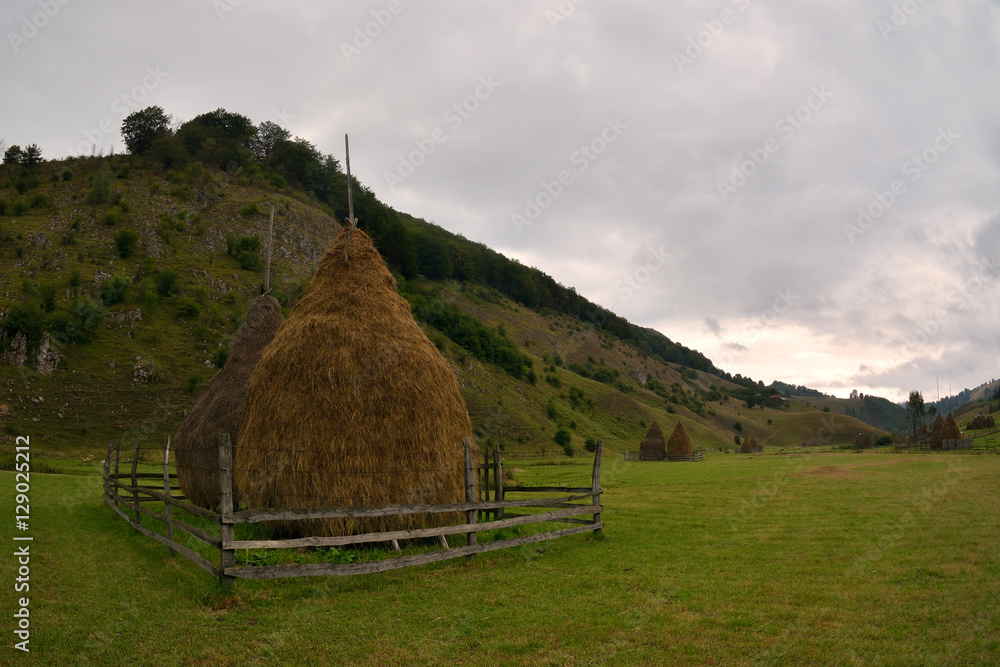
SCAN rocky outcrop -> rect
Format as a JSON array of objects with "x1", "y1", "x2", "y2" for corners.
[
  {"x1": 35, "y1": 332, "x2": 60, "y2": 376},
  {"x1": 0, "y1": 332, "x2": 27, "y2": 366}
]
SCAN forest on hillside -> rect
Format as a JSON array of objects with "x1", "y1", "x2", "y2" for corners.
[{"x1": 7, "y1": 105, "x2": 717, "y2": 374}]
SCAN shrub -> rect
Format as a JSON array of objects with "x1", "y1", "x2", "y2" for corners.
[
  {"x1": 187, "y1": 373, "x2": 203, "y2": 393},
  {"x1": 99, "y1": 275, "x2": 131, "y2": 306},
  {"x1": 734, "y1": 435, "x2": 741, "y2": 445},
  {"x1": 61, "y1": 296, "x2": 104, "y2": 344},
  {"x1": 553, "y1": 428, "x2": 571, "y2": 447},
  {"x1": 101, "y1": 207, "x2": 123, "y2": 226},
  {"x1": 0, "y1": 200, "x2": 7, "y2": 215},
  {"x1": 157, "y1": 217, "x2": 173, "y2": 245},
  {"x1": 237, "y1": 249, "x2": 263, "y2": 271},
  {"x1": 213, "y1": 346, "x2": 229, "y2": 368},
  {"x1": 114, "y1": 229, "x2": 139, "y2": 258},
  {"x1": 270, "y1": 173, "x2": 286, "y2": 189},
  {"x1": 175, "y1": 297, "x2": 201, "y2": 318},
  {"x1": 584, "y1": 438, "x2": 598, "y2": 453},
  {"x1": 61, "y1": 169, "x2": 72, "y2": 181},
  {"x1": 155, "y1": 269, "x2": 179, "y2": 297},
  {"x1": 12, "y1": 199, "x2": 29, "y2": 216},
  {"x1": 240, "y1": 202, "x2": 260, "y2": 217},
  {"x1": 29, "y1": 193, "x2": 52, "y2": 209},
  {"x1": 1, "y1": 301, "x2": 45, "y2": 343},
  {"x1": 733, "y1": 422, "x2": 742, "y2": 432},
  {"x1": 69, "y1": 268, "x2": 81, "y2": 288},
  {"x1": 88, "y1": 164, "x2": 112, "y2": 204},
  {"x1": 37, "y1": 282, "x2": 58, "y2": 313}
]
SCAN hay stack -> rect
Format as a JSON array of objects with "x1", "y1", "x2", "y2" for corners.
[
  {"x1": 666, "y1": 421, "x2": 693, "y2": 457},
  {"x1": 929, "y1": 413, "x2": 945, "y2": 449},
  {"x1": 740, "y1": 435, "x2": 761, "y2": 453},
  {"x1": 941, "y1": 413, "x2": 962, "y2": 441},
  {"x1": 235, "y1": 228, "x2": 476, "y2": 537},
  {"x1": 639, "y1": 420, "x2": 666, "y2": 460},
  {"x1": 174, "y1": 294, "x2": 283, "y2": 508}
]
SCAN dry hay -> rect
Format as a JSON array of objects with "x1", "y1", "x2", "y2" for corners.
[
  {"x1": 666, "y1": 421, "x2": 693, "y2": 457},
  {"x1": 941, "y1": 413, "x2": 962, "y2": 441},
  {"x1": 740, "y1": 435, "x2": 762, "y2": 454},
  {"x1": 967, "y1": 414, "x2": 996, "y2": 430},
  {"x1": 235, "y1": 228, "x2": 476, "y2": 537},
  {"x1": 639, "y1": 420, "x2": 666, "y2": 460},
  {"x1": 174, "y1": 294, "x2": 283, "y2": 508},
  {"x1": 929, "y1": 413, "x2": 945, "y2": 449}
]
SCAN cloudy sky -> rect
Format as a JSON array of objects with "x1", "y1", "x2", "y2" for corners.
[{"x1": 4, "y1": 0, "x2": 1000, "y2": 402}]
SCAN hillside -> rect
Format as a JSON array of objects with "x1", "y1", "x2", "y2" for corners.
[{"x1": 0, "y1": 156, "x2": 886, "y2": 459}]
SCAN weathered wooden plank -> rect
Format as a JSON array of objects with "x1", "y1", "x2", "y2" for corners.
[
  {"x1": 112, "y1": 473, "x2": 179, "y2": 480},
  {"x1": 163, "y1": 435, "x2": 175, "y2": 554},
  {"x1": 592, "y1": 440, "x2": 603, "y2": 530},
  {"x1": 108, "y1": 479, "x2": 220, "y2": 522},
  {"x1": 228, "y1": 505, "x2": 602, "y2": 550},
  {"x1": 230, "y1": 494, "x2": 595, "y2": 524},
  {"x1": 107, "y1": 499, "x2": 221, "y2": 577},
  {"x1": 494, "y1": 449, "x2": 504, "y2": 521},
  {"x1": 464, "y1": 439, "x2": 477, "y2": 556},
  {"x1": 503, "y1": 486, "x2": 593, "y2": 494},
  {"x1": 218, "y1": 433, "x2": 235, "y2": 583},
  {"x1": 131, "y1": 440, "x2": 141, "y2": 526},
  {"x1": 135, "y1": 505, "x2": 222, "y2": 548},
  {"x1": 113, "y1": 439, "x2": 121, "y2": 509},
  {"x1": 225, "y1": 523, "x2": 601, "y2": 579}
]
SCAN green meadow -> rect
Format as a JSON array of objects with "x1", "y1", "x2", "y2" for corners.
[{"x1": 4, "y1": 450, "x2": 999, "y2": 665}]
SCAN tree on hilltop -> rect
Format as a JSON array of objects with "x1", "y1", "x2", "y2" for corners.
[{"x1": 121, "y1": 106, "x2": 171, "y2": 155}]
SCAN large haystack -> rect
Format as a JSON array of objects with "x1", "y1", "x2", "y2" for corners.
[
  {"x1": 174, "y1": 294, "x2": 283, "y2": 508},
  {"x1": 941, "y1": 413, "x2": 962, "y2": 441},
  {"x1": 666, "y1": 421, "x2": 693, "y2": 457},
  {"x1": 639, "y1": 420, "x2": 666, "y2": 460},
  {"x1": 235, "y1": 228, "x2": 476, "y2": 537},
  {"x1": 740, "y1": 435, "x2": 762, "y2": 453}
]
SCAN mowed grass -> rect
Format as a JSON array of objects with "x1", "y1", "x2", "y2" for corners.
[{"x1": 3, "y1": 451, "x2": 999, "y2": 665}]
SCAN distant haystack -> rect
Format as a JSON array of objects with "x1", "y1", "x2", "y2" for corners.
[
  {"x1": 235, "y1": 228, "x2": 476, "y2": 537},
  {"x1": 941, "y1": 413, "x2": 962, "y2": 442},
  {"x1": 174, "y1": 294, "x2": 283, "y2": 508},
  {"x1": 967, "y1": 414, "x2": 995, "y2": 430},
  {"x1": 666, "y1": 421, "x2": 693, "y2": 458},
  {"x1": 639, "y1": 420, "x2": 666, "y2": 460},
  {"x1": 740, "y1": 435, "x2": 762, "y2": 453},
  {"x1": 929, "y1": 413, "x2": 945, "y2": 449}
]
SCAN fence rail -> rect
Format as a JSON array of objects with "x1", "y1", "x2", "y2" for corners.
[
  {"x1": 103, "y1": 436, "x2": 603, "y2": 582},
  {"x1": 624, "y1": 449, "x2": 705, "y2": 462}
]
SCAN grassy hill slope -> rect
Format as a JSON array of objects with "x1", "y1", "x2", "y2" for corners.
[{"x1": 0, "y1": 158, "x2": 885, "y2": 462}]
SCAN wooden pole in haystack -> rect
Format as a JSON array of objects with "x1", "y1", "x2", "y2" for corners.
[
  {"x1": 264, "y1": 202, "x2": 275, "y2": 292},
  {"x1": 343, "y1": 134, "x2": 359, "y2": 264}
]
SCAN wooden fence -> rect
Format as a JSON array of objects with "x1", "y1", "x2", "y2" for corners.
[
  {"x1": 624, "y1": 449, "x2": 705, "y2": 462},
  {"x1": 894, "y1": 437, "x2": 997, "y2": 454},
  {"x1": 103, "y1": 437, "x2": 603, "y2": 582}
]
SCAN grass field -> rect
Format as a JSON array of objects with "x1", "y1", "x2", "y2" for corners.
[{"x1": 4, "y1": 450, "x2": 999, "y2": 665}]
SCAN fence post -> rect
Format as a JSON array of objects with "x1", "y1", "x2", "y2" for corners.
[
  {"x1": 218, "y1": 433, "x2": 236, "y2": 585},
  {"x1": 591, "y1": 439, "x2": 603, "y2": 532},
  {"x1": 103, "y1": 440, "x2": 112, "y2": 509},
  {"x1": 131, "y1": 440, "x2": 141, "y2": 527},
  {"x1": 163, "y1": 435, "x2": 175, "y2": 555},
  {"x1": 493, "y1": 448, "x2": 504, "y2": 521},
  {"x1": 113, "y1": 439, "x2": 121, "y2": 509},
  {"x1": 464, "y1": 439, "x2": 477, "y2": 558}
]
